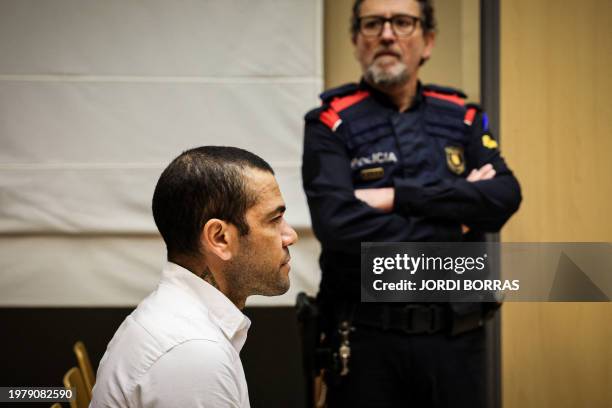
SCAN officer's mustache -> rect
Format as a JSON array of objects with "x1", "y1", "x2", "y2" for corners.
[{"x1": 374, "y1": 48, "x2": 401, "y2": 59}]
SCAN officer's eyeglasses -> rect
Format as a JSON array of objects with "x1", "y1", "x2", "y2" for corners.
[{"x1": 358, "y1": 14, "x2": 422, "y2": 37}]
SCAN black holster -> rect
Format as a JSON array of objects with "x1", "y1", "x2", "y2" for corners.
[
  {"x1": 296, "y1": 292, "x2": 327, "y2": 407},
  {"x1": 449, "y1": 302, "x2": 502, "y2": 336},
  {"x1": 296, "y1": 292, "x2": 319, "y2": 376}
]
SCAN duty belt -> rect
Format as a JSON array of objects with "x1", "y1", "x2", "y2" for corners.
[{"x1": 353, "y1": 304, "x2": 449, "y2": 334}]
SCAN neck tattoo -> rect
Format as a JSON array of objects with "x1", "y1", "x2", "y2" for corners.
[{"x1": 198, "y1": 267, "x2": 219, "y2": 289}]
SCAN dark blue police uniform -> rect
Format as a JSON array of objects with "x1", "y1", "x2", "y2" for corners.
[{"x1": 302, "y1": 80, "x2": 521, "y2": 407}]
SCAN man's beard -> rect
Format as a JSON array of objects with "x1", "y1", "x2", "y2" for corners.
[
  {"x1": 224, "y1": 237, "x2": 290, "y2": 301},
  {"x1": 364, "y1": 60, "x2": 410, "y2": 89}
]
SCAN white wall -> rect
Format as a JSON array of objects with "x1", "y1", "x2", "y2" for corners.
[{"x1": 0, "y1": 0, "x2": 323, "y2": 306}]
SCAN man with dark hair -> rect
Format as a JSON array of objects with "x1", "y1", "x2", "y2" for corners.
[
  {"x1": 302, "y1": 0, "x2": 521, "y2": 407},
  {"x1": 91, "y1": 146, "x2": 298, "y2": 408}
]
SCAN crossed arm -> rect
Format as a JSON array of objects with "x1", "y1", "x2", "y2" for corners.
[
  {"x1": 303, "y1": 114, "x2": 521, "y2": 250},
  {"x1": 355, "y1": 163, "x2": 497, "y2": 234},
  {"x1": 355, "y1": 163, "x2": 496, "y2": 212}
]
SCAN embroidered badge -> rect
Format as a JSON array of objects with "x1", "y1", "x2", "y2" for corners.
[
  {"x1": 482, "y1": 134, "x2": 498, "y2": 149},
  {"x1": 360, "y1": 167, "x2": 385, "y2": 181},
  {"x1": 445, "y1": 146, "x2": 465, "y2": 175}
]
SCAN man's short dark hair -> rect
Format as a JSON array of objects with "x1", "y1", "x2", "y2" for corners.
[
  {"x1": 152, "y1": 146, "x2": 274, "y2": 259},
  {"x1": 350, "y1": 0, "x2": 436, "y2": 39}
]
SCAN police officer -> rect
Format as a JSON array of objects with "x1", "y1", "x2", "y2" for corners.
[{"x1": 301, "y1": 0, "x2": 521, "y2": 407}]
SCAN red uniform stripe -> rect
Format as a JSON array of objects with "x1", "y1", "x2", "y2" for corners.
[
  {"x1": 423, "y1": 90, "x2": 465, "y2": 106},
  {"x1": 319, "y1": 108, "x2": 341, "y2": 131},
  {"x1": 319, "y1": 90, "x2": 369, "y2": 130},
  {"x1": 464, "y1": 107, "x2": 477, "y2": 125},
  {"x1": 329, "y1": 90, "x2": 370, "y2": 112}
]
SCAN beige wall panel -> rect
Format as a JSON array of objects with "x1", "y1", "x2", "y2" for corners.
[
  {"x1": 460, "y1": 0, "x2": 480, "y2": 101},
  {"x1": 324, "y1": 0, "x2": 480, "y2": 101},
  {"x1": 324, "y1": 0, "x2": 360, "y2": 89},
  {"x1": 501, "y1": 0, "x2": 612, "y2": 406},
  {"x1": 420, "y1": 0, "x2": 463, "y2": 92}
]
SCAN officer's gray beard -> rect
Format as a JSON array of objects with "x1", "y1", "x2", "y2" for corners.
[{"x1": 365, "y1": 62, "x2": 410, "y2": 89}]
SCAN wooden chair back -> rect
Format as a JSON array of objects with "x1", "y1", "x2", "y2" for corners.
[
  {"x1": 73, "y1": 341, "x2": 95, "y2": 399},
  {"x1": 63, "y1": 367, "x2": 90, "y2": 408}
]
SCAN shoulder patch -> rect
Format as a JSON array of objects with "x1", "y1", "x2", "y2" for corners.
[{"x1": 482, "y1": 134, "x2": 498, "y2": 149}]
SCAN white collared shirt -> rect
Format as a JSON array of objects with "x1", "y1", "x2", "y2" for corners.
[{"x1": 90, "y1": 262, "x2": 251, "y2": 408}]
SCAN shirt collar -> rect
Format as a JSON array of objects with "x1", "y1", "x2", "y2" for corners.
[
  {"x1": 359, "y1": 78, "x2": 424, "y2": 111},
  {"x1": 161, "y1": 262, "x2": 251, "y2": 352}
]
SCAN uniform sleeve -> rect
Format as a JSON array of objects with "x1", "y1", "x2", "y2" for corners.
[
  {"x1": 135, "y1": 340, "x2": 245, "y2": 408},
  {"x1": 393, "y1": 111, "x2": 522, "y2": 232},
  {"x1": 303, "y1": 117, "x2": 460, "y2": 252}
]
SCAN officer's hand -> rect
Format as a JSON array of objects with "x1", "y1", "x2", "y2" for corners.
[
  {"x1": 466, "y1": 163, "x2": 496, "y2": 182},
  {"x1": 462, "y1": 164, "x2": 496, "y2": 234},
  {"x1": 354, "y1": 188, "x2": 394, "y2": 212}
]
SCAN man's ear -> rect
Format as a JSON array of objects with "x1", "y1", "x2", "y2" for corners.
[
  {"x1": 422, "y1": 31, "x2": 436, "y2": 61},
  {"x1": 200, "y1": 219, "x2": 236, "y2": 261}
]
